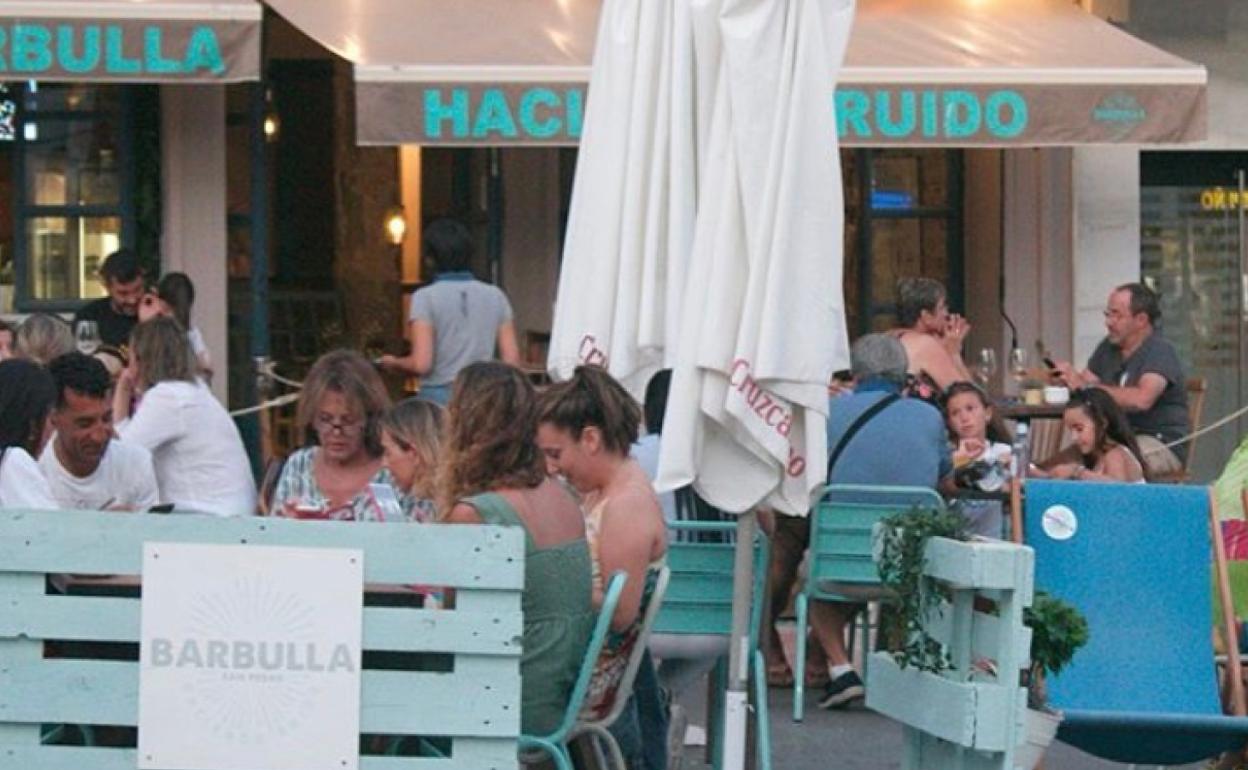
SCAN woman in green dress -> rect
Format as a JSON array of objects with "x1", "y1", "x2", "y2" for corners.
[{"x1": 437, "y1": 362, "x2": 595, "y2": 736}]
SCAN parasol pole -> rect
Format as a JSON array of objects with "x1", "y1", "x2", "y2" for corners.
[{"x1": 723, "y1": 509, "x2": 757, "y2": 770}]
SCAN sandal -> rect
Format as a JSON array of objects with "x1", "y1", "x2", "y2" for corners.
[
  {"x1": 766, "y1": 664, "x2": 795, "y2": 688},
  {"x1": 804, "y1": 669, "x2": 830, "y2": 690}
]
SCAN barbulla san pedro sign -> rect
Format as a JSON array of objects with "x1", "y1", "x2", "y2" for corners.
[
  {"x1": 138, "y1": 543, "x2": 363, "y2": 770},
  {"x1": 0, "y1": 23, "x2": 224, "y2": 75},
  {"x1": 0, "y1": 18, "x2": 259, "y2": 81}
]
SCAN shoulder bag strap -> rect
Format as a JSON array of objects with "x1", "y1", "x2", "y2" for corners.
[{"x1": 825, "y1": 394, "x2": 900, "y2": 480}]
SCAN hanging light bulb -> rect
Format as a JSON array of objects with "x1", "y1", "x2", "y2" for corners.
[
  {"x1": 383, "y1": 205, "x2": 407, "y2": 245},
  {"x1": 263, "y1": 87, "x2": 280, "y2": 142}
]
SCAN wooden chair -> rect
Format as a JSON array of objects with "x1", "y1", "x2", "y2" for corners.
[
  {"x1": 0, "y1": 510, "x2": 526, "y2": 769},
  {"x1": 1154, "y1": 376, "x2": 1208, "y2": 483}
]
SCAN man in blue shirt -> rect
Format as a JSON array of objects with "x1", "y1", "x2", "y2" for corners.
[{"x1": 811, "y1": 333, "x2": 952, "y2": 708}]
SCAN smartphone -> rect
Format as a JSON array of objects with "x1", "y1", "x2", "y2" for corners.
[
  {"x1": 148, "y1": 503, "x2": 175, "y2": 514},
  {"x1": 1043, "y1": 357, "x2": 1058, "y2": 371}
]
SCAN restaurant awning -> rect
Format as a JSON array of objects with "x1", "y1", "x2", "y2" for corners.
[
  {"x1": 266, "y1": 0, "x2": 1206, "y2": 147},
  {"x1": 0, "y1": 0, "x2": 261, "y2": 82}
]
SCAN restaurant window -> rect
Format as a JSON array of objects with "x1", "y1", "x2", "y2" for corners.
[
  {"x1": 12, "y1": 83, "x2": 135, "y2": 311},
  {"x1": 844, "y1": 148, "x2": 963, "y2": 335}
]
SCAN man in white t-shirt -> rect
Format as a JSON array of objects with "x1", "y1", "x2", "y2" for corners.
[{"x1": 39, "y1": 352, "x2": 159, "y2": 510}]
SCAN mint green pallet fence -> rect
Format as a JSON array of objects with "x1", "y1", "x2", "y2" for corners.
[
  {"x1": 866, "y1": 537, "x2": 1035, "y2": 770},
  {"x1": 0, "y1": 509, "x2": 527, "y2": 770}
]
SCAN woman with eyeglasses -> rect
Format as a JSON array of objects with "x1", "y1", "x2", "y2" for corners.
[
  {"x1": 113, "y1": 317, "x2": 256, "y2": 516},
  {"x1": 272, "y1": 350, "x2": 400, "y2": 521}
]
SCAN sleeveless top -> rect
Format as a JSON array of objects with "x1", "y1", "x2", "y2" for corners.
[
  {"x1": 464, "y1": 491, "x2": 595, "y2": 736},
  {"x1": 580, "y1": 497, "x2": 666, "y2": 721}
]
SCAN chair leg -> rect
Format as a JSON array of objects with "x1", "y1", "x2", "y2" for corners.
[
  {"x1": 752, "y1": 649, "x2": 773, "y2": 770},
  {"x1": 519, "y1": 737, "x2": 574, "y2": 770},
  {"x1": 794, "y1": 593, "x2": 808, "y2": 722}
]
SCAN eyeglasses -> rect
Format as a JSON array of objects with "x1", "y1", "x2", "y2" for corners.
[{"x1": 314, "y1": 414, "x2": 364, "y2": 437}]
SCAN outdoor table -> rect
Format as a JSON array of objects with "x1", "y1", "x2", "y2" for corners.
[{"x1": 997, "y1": 402, "x2": 1065, "y2": 421}]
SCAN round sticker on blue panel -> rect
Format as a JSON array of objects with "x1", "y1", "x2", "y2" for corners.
[{"x1": 1042, "y1": 505, "x2": 1077, "y2": 541}]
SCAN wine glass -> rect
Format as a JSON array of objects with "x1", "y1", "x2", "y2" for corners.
[
  {"x1": 976, "y1": 348, "x2": 997, "y2": 387},
  {"x1": 1010, "y1": 347, "x2": 1029, "y2": 384},
  {"x1": 75, "y1": 320, "x2": 101, "y2": 356}
]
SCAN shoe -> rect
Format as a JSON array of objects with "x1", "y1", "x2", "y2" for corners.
[
  {"x1": 817, "y1": 670, "x2": 865, "y2": 710},
  {"x1": 766, "y1": 663, "x2": 795, "y2": 688},
  {"x1": 667, "y1": 704, "x2": 688, "y2": 770}
]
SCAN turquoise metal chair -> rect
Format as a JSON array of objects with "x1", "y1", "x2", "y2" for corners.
[
  {"x1": 794, "y1": 484, "x2": 946, "y2": 721},
  {"x1": 1026, "y1": 481, "x2": 1248, "y2": 765},
  {"x1": 651, "y1": 520, "x2": 771, "y2": 770},
  {"x1": 569, "y1": 565, "x2": 671, "y2": 770},
  {"x1": 520, "y1": 571, "x2": 627, "y2": 770}
]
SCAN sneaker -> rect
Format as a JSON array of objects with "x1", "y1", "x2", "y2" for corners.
[{"x1": 817, "y1": 670, "x2": 865, "y2": 709}]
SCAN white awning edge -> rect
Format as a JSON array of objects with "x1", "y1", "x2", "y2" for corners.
[
  {"x1": 0, "y1": 1, "x2": 261, "y2": 22},
  {"x1": 839, "y1": 65, "x2": 1207, "y2": 87}
]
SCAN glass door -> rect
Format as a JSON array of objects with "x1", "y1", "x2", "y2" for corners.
[{"x1": 1140, "y1": 151, "x2": 1247, "y2": 482}]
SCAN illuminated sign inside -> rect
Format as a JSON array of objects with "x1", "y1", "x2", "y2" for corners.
[{"x1": 1199, "y1": 187, "x2": 1248, "y2": 211}]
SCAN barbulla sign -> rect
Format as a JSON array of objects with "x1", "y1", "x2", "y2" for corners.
[{"x1": 138, "y1": 543, "x2": 364, "y2": 770}]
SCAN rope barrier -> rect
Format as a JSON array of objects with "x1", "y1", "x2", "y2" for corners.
[
  {"x1": 229, "y1": 391, "x2": 301, "y2": 417},
  {"x1": 1143, "y1": 401, "x2": 1248, "y2": 455}
]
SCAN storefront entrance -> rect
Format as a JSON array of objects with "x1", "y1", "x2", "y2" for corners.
[{"x1": 1141, "y1": 151, "x2": 1248, "y2": 481}]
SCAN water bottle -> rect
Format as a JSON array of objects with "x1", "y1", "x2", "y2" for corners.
[{"x1": 1012, "y1": 422, "x2": 1031, "y2": 482}]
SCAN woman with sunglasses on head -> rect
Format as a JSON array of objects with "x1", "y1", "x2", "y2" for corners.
[{"x1": 272, "y1": 349, "x2": 400, "y2": 520}]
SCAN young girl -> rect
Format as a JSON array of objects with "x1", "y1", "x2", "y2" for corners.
[
  {"x1": 1035, "y1": 388, "x2": 1147, "y2": 483},
  {"x1": 945, "y1": 382, "x2": 1012, "y2": 492},
  {"x1": 379, "y1": 397, "x2": 443, "y2": 522},
  {"x1": 943, "y1": 382, "x2": 1012, "y2": 539}
]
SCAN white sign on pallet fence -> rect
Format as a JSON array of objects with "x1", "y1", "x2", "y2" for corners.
[{"x1": 138, "y1": 543, "x2": 364, "y2": 770}]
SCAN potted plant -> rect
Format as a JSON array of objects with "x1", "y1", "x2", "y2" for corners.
[
  {"x1": 875, "y1": 505, "x2": 1089, "y2": 770},
  {"x1": 874, "y1": 504, "x2": 970, "y2": 672},
  {"x1": 1017, "y1": 591, "x2": 1089, "y2": 769}
]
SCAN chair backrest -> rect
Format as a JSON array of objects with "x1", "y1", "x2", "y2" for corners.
[
  {"x1": 1185, "y1": 376, "x2": 1208, "y2": 470},
  {"x1": 542, "y1": 571, "x2": 627, "y2": 742},
  {"x1": 1023, "y1": 481, "x2": 1219, "y2": 715},
  {"x1": 653, "y1": 521, "x2": 767, "y2": 640},
  {"x1": 810, "y1": 485, "x2": 945, "y2": 599},
  {"x1": 0, "y1": 510, "x2": 526, "y2": 770},
  {"x1": 582, "y1": 566, "x2": 671, "y2": 729}
]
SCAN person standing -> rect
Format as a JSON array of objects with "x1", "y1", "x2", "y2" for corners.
[
  {"x1": 1051, "y1": 282, "x2": 1188, "y2": 476},
  {"x1": 380, "y1": 219, "x2": 520, "y2": 405},
  {"x1": 73, "y1": 249, "x2": 145, "y2": 349},
  {"x1": 39, "y1": 353, "x2": 159, "y2": 511}
]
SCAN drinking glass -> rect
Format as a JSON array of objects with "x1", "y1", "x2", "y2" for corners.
[
  {"x1": 75, "y1": 320, "x2": 101, "y2": 355},
  {"x1": 976, "y1": 348, "x2": 997, "y2": 386},
  {"x1": 1010, "y1": 347, "x2": 1029, "y2": 383}
]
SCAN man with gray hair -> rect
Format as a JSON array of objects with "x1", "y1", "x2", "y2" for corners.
[{"x1": 806, "y1": 333, "x2": 953, "y2": 708}]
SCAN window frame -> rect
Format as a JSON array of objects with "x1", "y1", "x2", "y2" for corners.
[{"x1": 13, "y1": 83, "x2": 136, "y2": 313}]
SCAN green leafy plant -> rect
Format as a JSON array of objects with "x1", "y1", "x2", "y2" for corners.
[
  {"x1": 1023, "y1": 591, "x2": 1090, "y2": 710},
  {"x1": 875, "y1": 503, "x2": 970, "y2": 673}
]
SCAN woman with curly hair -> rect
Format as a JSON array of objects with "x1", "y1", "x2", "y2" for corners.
[{"x1": 438, "y1": 362, "x2": 594, "y2": 736}]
